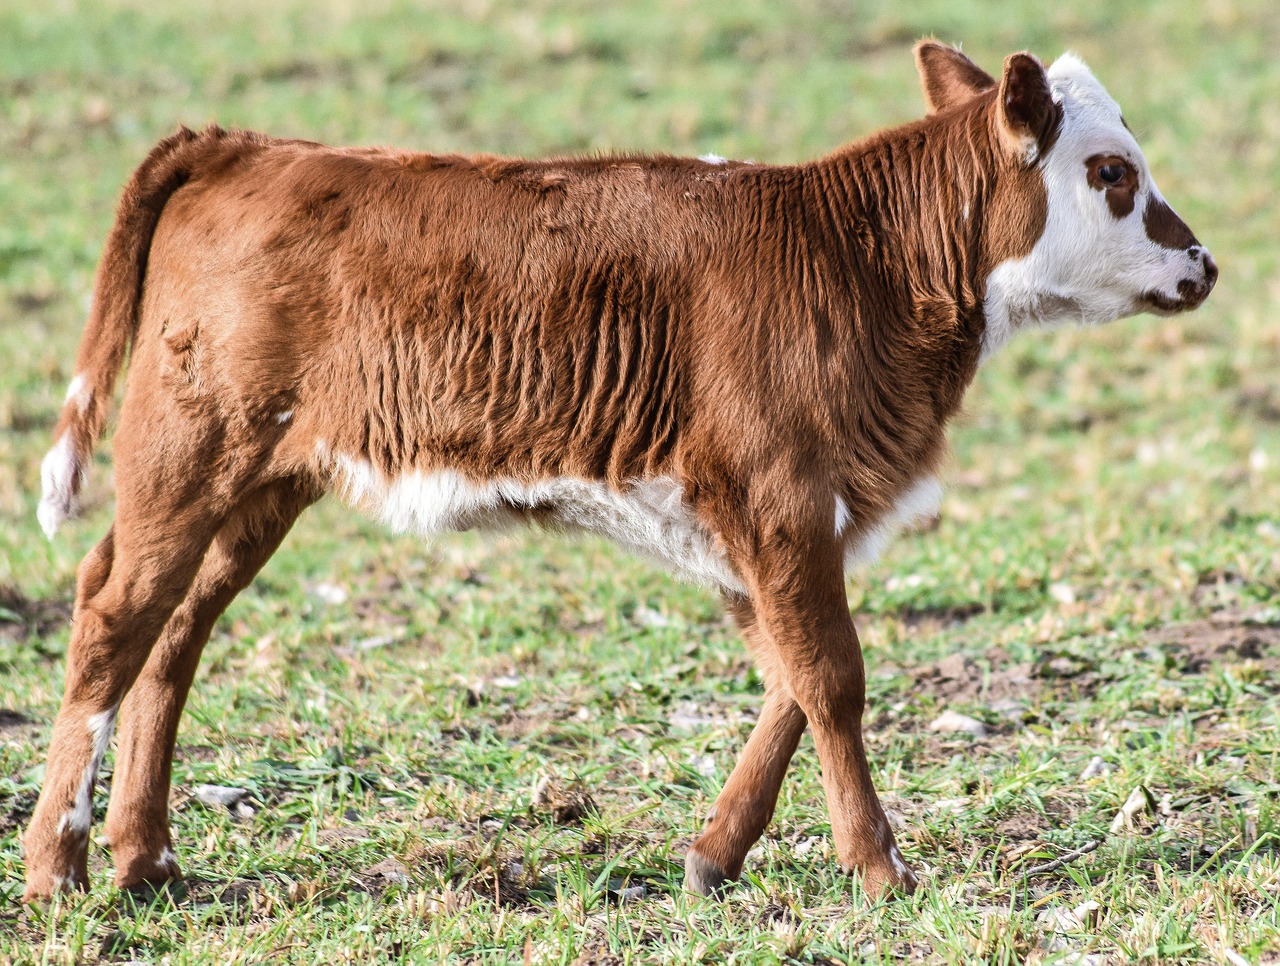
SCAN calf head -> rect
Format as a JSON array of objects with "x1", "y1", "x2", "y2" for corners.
[{"x1": 916, "y1": 43, "x2": 1217, "y2": 354}]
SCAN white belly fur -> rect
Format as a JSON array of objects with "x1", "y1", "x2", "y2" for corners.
[
  {"x1": 841, "y1": 475, "x2": 943, "y2": 566},
  {"x1": 319, "y1": 444, "x2": 746, "y2": 593},
  {"x1": 318, "y1": 443, "x2": 940, "y2": 594}
]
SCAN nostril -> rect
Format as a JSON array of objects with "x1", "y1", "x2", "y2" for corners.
[{"x1": 1202, "y1": 252, "x2": 1219, "y2": 286}]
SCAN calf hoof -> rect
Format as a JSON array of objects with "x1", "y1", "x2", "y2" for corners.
[
  {"x1": 849, "y1": 847, "x2": 918, "y2": 901},
  {"x1": 22, "y1": 865, "x2": 88, "y2": 903},
  {"x1": 22, "y1": 832, "x2": 91, "y2": 902},
  {"x1": 113, "y1": 847, "x2": 182, "y2": 891},
  {"x1": 684, "y1": 848, "x2": 733, "y2": 897}
]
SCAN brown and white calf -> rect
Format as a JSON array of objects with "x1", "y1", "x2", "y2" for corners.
[{"x1": 24, "y1": 43, "x2": 1215, "y2": 901}]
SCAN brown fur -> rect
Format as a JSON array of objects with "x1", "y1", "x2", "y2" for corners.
[
  {"x1": 22, "y1": 46, "x2": 1115, "y2": 902},
  {"x1": 1085, "y1": 153, "x2": 1139, "y2": 217},
  {"x1": 1144, "y1": 193, "x2": 1200, "y2": 249}
]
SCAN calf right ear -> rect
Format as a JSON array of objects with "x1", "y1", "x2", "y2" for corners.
[
  {"x1": 997, "y1": 52, "x2": 1061, "y2": 159},
  {"x1": 915, "y1": 41, "x2": 996, "y2": 113}
]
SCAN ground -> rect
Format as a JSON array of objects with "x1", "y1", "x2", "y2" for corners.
[{"x1": 1, "y1": 1, "x2": 1279, "y2": 963}]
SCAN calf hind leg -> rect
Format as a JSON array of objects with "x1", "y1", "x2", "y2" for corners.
[
  {"x1": 22, "y1": 504, "x2": 224, "y2": 900},
  {"x1": 685, "y1": 597, "x2": 808, "y2": 896},
  {"x1": 104, "y1": 479, "x2": 316, "y2": 889}
]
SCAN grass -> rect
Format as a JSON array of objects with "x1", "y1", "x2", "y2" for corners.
[{"x1": 1, "y1": 0, "x2": 1279, "y2": 962}]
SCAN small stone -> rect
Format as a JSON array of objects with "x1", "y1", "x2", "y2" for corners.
[
  {"x1": 989, "y1": 698, "x2": 1027, "y2": 723},
  {"x1": 308, "y1": 582, "x2": 348, "y2": 606},
  {"x1": 1111, "y1": 785, "x2": 1157, "y2": 833},
  {"x1": 363, "y1": 857, "x2": 411, "y2": 886},
  {"x1": 929, "y1": 710, "x2": 989, "y2": 737},
  {"x1": 1049, "y1": 582, "x2": 1077, "y2": 605},
  {"x1": 1079, "y1": 756, "x2": 1113, "y2": 780},
  {"x1": 1038, "y1": 898, "x2": 1100, "y2": 933},
  {"x1": 633, "y1": 607, "x2": 671, "y2": 629},
  {"x1": 616, "y1": 884, "x2": 646, "y2": 903},
  {"x1": 670, "y1": 702, "x2": 722, "y2": 731},
  {"x1": 193, "y1": 785, "x2": 250, "y2": 809},
  {"x1": 532, "y1": 775, "x2": 554, "y2": 806},
  {"x1": 793, "y1": 835, "x2": 821, "y2": 856},
  {"x1": 689, "y1": 754, "x2": 717, "y2": 778}
]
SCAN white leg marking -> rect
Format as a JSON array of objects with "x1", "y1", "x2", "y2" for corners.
[
  {"x1": 274, "y1": 410, "x2": 294, "y2": 424},
  {"x1": 890, "y1": 844, "x2": 909, "y2": 878},
  {"x1": 56, "y1": 707, "x2": 117, "y2": 839}
]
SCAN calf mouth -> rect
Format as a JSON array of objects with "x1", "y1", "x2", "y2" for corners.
[{"x1": 1141, "y1": 275, "x2": 1216, "y2": 315}]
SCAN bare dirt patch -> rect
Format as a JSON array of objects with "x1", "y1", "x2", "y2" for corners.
[
  {"x1": 1153, "y1": 616, "x2": 1280, "y2": 676},
  {"x1": 899, "y1": 609, "x2": 1280, "y2": 713},
  {"x1": 0, "y1": 584, "x2": 71, "y2": 642},
  {"x1": 907, "y1": 651, "x2": 1034, "y2": 704},
  {"x1": 899, "y1": 601, "x2": 985, "y2": 633}
]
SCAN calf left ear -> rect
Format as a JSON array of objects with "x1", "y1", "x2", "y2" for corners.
[
  {"x1": 915, "y1": 42, "x2": 997, "y2": 113},
  {"x1": 998, "y1": 52, "x2": 1061, "y2": 159}
]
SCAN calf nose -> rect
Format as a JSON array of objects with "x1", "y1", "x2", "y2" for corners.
[{"x1": 1201, "y1": 250, "x2": 1219, "y2": 290}]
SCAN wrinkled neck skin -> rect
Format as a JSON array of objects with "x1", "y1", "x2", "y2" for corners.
[{"x1": 810, "y1": 91, "x2": 1040, "y2": 415}]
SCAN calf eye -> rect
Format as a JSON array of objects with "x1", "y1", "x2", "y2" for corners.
[{"x1": 1099, "y1": 163, "x2": 1127, "y2": 186}]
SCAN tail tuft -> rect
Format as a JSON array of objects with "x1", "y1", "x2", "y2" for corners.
[{"x1": 37, "y1": 433, "x2": 85, "y2": 539}]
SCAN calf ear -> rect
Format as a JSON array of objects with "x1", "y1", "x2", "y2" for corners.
[
  {"x1": 998, "y1": 52, "x2": 1062, "y2": 159},
  {"x1": 914, "y1": 42, "x2": 996, "y2": 113}
]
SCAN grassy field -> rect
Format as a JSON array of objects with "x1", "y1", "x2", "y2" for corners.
[{"x1": 2, "y1": 0, "x2": 1279, "y2": 962}]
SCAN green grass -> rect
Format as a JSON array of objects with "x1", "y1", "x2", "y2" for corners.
[{"x1": 2, "y1": 1, "x2": 1279, "y2": 962}]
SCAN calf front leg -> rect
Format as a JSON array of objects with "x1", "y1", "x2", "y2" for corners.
[{"x1": 738, "y1": 507, "x2": 915, "y2": 898}]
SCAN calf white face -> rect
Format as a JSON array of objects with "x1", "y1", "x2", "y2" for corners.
[{"x1": 983, "y1": 54, "x2": 1217, "y2": 355}]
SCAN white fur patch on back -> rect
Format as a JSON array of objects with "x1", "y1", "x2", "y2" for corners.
[
  {"x1": 37, "y1": 433, "x2": 83, "y2": 539},
  {"x1": 320, "y1": 446, "x2": 746, "y2": 594}
]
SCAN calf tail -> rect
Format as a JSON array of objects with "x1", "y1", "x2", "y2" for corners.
[{"x1": 39, "y1": 125, "x2": 228, "y2": 538}]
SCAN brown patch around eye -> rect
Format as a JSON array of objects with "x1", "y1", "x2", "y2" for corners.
[{"x1": 1084, "y1": 154, "x2": 1137, "y2": 218}]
